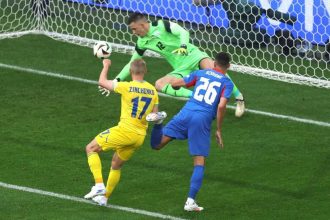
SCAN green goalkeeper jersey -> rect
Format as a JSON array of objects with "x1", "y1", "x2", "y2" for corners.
[{"x1": 116, "y1": 20, "x2": 208, "y2": 80}]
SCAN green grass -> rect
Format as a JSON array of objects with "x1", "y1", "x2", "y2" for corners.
[
  {"x1": 0, "y1": 35, "x2": 330, "y2": 219},
  {"x1": 0, "y1": 188, "x2": 158, "y2": 220}
]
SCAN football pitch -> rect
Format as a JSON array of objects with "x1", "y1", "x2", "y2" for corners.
[{"x1": 0, "y1": 35, "x2": 329, "y2": 219}]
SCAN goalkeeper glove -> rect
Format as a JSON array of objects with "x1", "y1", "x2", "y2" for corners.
[
  {"x1": 172, "y1": 44, "x2": 188, "y2": 56},
  {"x1": 98, "y1": 86, "x2": 110, "y2": 97}
]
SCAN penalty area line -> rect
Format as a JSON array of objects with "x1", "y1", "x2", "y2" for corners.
[
  {"x1": 0, "y1": 181, "x2": 187, "y2": 220},
  {"x1": 0, "y1": 62, "x2": 329, "y2": 128}
]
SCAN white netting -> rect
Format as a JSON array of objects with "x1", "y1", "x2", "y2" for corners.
[{"x1": 1, "y1": 0, "x2": 329, "y2": 88}]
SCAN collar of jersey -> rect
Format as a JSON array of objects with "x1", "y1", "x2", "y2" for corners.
[
  {"x1": 213, "y1": 68, "x2": 226, "y2": 75},
  {"x1": 145, "y1": 24, "x2": 158, "y2": 38}
]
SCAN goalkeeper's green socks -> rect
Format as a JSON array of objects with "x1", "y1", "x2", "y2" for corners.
[
  {"x1": 161, "y1": 84, "x2": 192, "y2": 98},
  {"x1": 232, "y1": 85, "x2": 243, "y2": 99},
  {"x1": 226, "y1": 74, "x2": 243, "y2": 100}
]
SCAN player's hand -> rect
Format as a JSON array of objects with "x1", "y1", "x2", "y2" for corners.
[
  {"x1": 215, "y1": 130, "x2": 224, "y2": 149},
  {"x1": 98, "y1": 85, "x2": 110, "y2": 96},
  {"x1": 102, "y1": 59, "x2": 111, "y2": 67},
  {"x1": 171, "y1": 44, "x2": 188, "y2": 56}
]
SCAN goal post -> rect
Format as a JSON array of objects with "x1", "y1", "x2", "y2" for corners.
[{"x1": 1, "y1": 0, "x2": 329, "y2": 88}]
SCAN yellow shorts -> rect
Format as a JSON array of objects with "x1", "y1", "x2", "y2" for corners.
[{"x1": 95, "y1": 126, "x2": 145, "y2": 161}]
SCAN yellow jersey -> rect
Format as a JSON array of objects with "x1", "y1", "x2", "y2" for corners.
[{"x1": 114, "y1": 80, "x2": 159, "y2": 135}]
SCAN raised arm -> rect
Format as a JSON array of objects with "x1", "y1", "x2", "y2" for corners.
[
  {"x1": 169, "y1": 22, "x2": 190, "y2": 55},
  {"x1": 98, "y1": 59, "x2": 117, "y2": 91},
  {"x1": 169, "y1": 22, "x2": 190, "y2": 46}
]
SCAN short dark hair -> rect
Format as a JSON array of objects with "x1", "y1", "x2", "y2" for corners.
[
  {"x1": 127, "y1": 13, "x2": 147, "y2": 25},
  {"x1": 215, "y1": 52, "x2": 231, "y2": 68}
]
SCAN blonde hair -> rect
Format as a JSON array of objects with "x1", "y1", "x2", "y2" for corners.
[{"x1": 130, "y1": 59, "x2": 147, "y2": 75}]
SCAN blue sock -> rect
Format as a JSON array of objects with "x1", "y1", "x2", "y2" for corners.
[
  {"x1": 150, "y1": 124, "x2": 163, "y2": 149},
  {"x1": 188, "y1": 165, "x2": 205, "y2": 199}
]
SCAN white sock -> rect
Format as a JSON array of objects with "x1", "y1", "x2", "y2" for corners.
[
  {"x1": 95, "y1": 183, "x2": 105, "y2": 189},
  {"x1": 155, "y1": 119, "x2": 163, "y2": 125},
  {"x1": 186, "y1": 197, "x2": 195, "y2": 204},
  {"x1": 236, "y1": 93, "x2": 244, "y2": 100}
]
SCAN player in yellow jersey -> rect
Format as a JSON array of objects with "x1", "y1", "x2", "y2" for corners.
[{"x1": 84, "y1": 58, "x2": 166, "y2": 206}]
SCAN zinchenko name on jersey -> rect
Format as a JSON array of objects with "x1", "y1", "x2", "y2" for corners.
[{"x1": 129, "y1": 86, "x2": 155, "y2": 95}]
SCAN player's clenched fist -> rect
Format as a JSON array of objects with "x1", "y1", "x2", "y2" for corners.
[{"x1": 103, "y1": 59, "x2": 111, "y2": 67}]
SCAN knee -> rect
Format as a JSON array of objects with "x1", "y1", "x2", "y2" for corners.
[
  {"x1": 85, "y1": 144, "x2": 93, "y2": 154},
  {"x1": 155, "y1": 79, "x2": 165, "y2": 91},
  {"x1": 111, "y1": 156, "x2": 125, "y2": 169},
  {"x1": 111, "y1": 161, "x2": 122, "y2": 170},
  {"x1": 85, "y1": 142, "x2": 100, "y2": 154},
  {"x1": 194, "y1": 156, "x2": 205, "y2": 166}
]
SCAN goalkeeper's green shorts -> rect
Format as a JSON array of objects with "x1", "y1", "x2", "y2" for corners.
[{"x1": 167, "y1": 50, "x2": 210, "y2": 78}]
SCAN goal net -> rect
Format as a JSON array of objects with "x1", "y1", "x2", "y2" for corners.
[{"x1": 1, "y1": 0, "x2": 329, "y2": 88}]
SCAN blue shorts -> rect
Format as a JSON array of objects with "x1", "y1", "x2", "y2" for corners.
[{"x1": 163, "y1": 108, "x2": 213, "y2": 157}]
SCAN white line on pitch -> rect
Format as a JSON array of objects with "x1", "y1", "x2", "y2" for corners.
[
  {"x1": 1, "y1": 62, "x2": 329, "y2": 128},
  {"x1": 0, "y1": 181, "x2": 187, "y2": 220}
]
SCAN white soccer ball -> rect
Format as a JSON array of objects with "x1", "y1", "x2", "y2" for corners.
[{"x1": 93, "y1": 41, "x2": 112, "y2": 59}]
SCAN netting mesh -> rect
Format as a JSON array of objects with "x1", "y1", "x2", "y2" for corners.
[{"x1": 1, "y1": 0, "x2": 329, "y2": 88}]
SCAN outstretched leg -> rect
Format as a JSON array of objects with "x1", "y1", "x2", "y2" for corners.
[
  {"x1": 156, "y1": 75, "x2": 192, "y2": 98},
  {"x1": 150, "y1": 123, "x2": 173, "y2": 150}
]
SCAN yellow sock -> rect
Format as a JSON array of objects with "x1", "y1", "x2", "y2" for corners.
[
  {"x1": 105, "y1": 168, "x2": 121, "y2": 198},
  {"x1": 87, "y1": 152, "x2": 103, "y2": 184}
]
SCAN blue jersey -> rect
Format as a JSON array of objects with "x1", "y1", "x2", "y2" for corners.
[
  {"x1": 163, "y1": 68, "x2": 233, "y2": 156},
  {"x1": 182, "y1": 68, "x2": 234, "y2": 118}
]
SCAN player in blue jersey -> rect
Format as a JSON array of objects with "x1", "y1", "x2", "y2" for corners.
[{"x1": 146, "y1": 52, "x2": 234, "y2": 212}]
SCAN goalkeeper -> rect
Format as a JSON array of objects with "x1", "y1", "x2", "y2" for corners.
[{"x1": 114, "y1": 12, "x2": 245, "y2": 117}]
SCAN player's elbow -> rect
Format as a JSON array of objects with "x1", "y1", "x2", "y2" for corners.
[
  {"x1": 218, "y1": 98, "x2": 228, "y2": 110},
  {"x1": 98, "y1": 78, "x2": 104, "y2": 85},
  {"x1": 98, "y1": 79, "x2": 108, "y2": 89},
  {"x1": 217, "y1": 106, "x2": 226, "y2": 114},
  {"x1": 218, "y1": 102, "x2": 226, "y2": 109}
]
